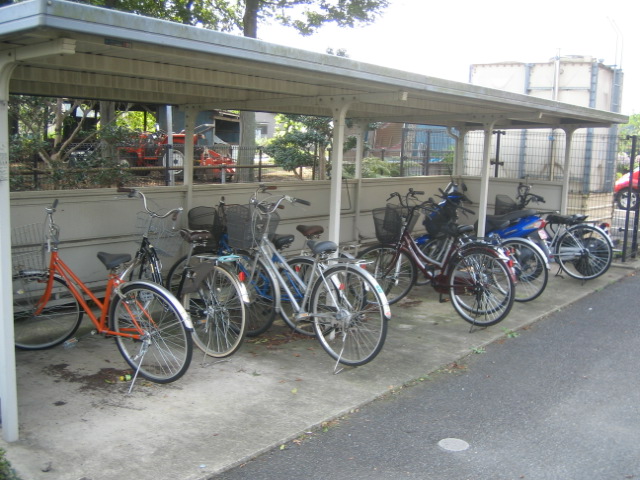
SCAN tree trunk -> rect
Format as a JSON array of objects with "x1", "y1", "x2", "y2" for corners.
[
  {"x1": 236, "y1": 0, "x2": 260, "y2": 183},
  {"x1": 100, "y1": 101, "x2": 117, "y2": 161}
]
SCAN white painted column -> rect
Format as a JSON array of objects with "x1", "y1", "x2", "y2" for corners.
[
  {"x1": 476, "y1": 122, "x2": 497, "y2": 238},
  {"x1": 352, "y1": 124, "x2": 365, "y2": 243},
  {"x1": 0, "y1": 53, "x2": 19, "y2": 443},
  {"x1": 328, "y1": 101, "x2": 351, "y2": 245},
  {"x1": 0, "y1": 39, "x2": 76, "y2": 443}
]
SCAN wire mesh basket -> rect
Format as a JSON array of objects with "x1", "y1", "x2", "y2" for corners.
[
  {"x1": 135, "y1": 212, "x2": 182, "y2": 257},
  {"x1": 372, "y1": 204, "x2": 417, "y2": 243},
  {"x1": 494, "y1": 194, "x2": 518, "y2": 215},
  {"x1": 11, "y1": 223, "x2": 45, "y2": 273},
  {"x1": 225, "y1": 204, "x2": 280, "y2": 249}
]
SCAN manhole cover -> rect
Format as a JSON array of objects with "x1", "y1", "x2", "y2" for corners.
[{"x1": 438, "y1": 438, "x2": 469, "y2": 452}]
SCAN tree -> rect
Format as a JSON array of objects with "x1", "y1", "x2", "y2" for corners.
[
  {"x1": 77, "y1": 0, "x2": 389, "y2": 180},
  {"x1": 265, "y1": 114, "x2": 361, "y2": 180}
]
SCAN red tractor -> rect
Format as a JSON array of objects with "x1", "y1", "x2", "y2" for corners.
[{"x1": 118, "y1": 124, "x2": 235, "y2": 181}]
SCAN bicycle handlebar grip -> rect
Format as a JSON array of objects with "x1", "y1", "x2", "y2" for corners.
[
  {"x1": 52, "y1": 199, "x2": 59, "y2": 209},
  {"x1": 411, "y1": 190, "x2": 425, "y2": 196},
  {"x1": 294, "y1": 198, "x2": 311, "y2": 206}
]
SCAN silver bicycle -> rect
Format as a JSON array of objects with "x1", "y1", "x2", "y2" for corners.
[{"x1": 226, "y1": 185, "x2": 391, "y2": 370}]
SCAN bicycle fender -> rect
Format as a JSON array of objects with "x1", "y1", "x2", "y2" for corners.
[
  {"x1": 124, "y1": 280, "x2": 193, "y2": 330},
  {"x1": 179, "y1": 262, "x2": 217, "y2": 295}
]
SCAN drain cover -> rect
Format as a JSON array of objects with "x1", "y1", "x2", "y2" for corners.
[{"x1": 438, "y1": 438, "x2": 469, "y2": 452}]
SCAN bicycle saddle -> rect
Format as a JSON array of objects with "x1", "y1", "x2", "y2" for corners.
[
  {"x1": 307, "y1": 240, "x2": 338, "y2": 255},
  {"x1": 272, "y1": 233, "x2": 295, "y2": 250},
  {"x1": 179, "y1": 228, "x2": 212, "y2": 244},
  {"x1": 296, "y1": 224, "x2": 324, "y2": 238},
  {"x1": 97, "y1": 252, "x2": 132, "y2": 270}
]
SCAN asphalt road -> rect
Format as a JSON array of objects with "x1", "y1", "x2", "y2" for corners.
[{"x1": 216, "y1": 272, "x2": 640, "y2": 480}]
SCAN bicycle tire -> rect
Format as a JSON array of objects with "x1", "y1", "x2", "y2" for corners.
[
  {"x1": 13, "y1": 272, "x2": 83, "y2": 350},
  {"x1": 279, "y1": 256, "x2": 317, "y2": 336},
  {"x1": 182, "y1": 265, "x2": 246, "y2": 357},
  {"x1": 358, "y1": 244, "x2": 417, "y2": 304},
  {"x1": 165, "y1": 253, "x2": 190, "y2": 293},
  {"x1": 235, "y1": 250, "x2": 277, "y2": 337},
  {"x1": 416, "y1": 237, "x2": 447, "y2": 286},
  {"x1": 111, "y1": 281, "x2": 193, "y2": 383},
  {"x1": 554, "y1": 224, "x2": 613, "y2": 280},
  {"x1": 501, "y1": 237, "x2": 549, "y2": 302},
  {"x1": 311, "y1": 264, "x2": 389, "y2": 367},
  {"x1": 448, "y1": 247, "x2": 515, "y2": 327}
]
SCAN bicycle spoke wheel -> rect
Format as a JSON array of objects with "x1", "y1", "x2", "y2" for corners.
[
  {"x1": 111, "y1": 282, "x2": 192, "y2": 383},
  {"x1": 449, "y1": 248, "x2": 515, "y2": 327},
  {"x1": 13, "y1": 273, "x2": 83, "y2": 350},
  {"x1": 358, "y1": 244, "x2": 416, "y2": 304},
  {"x1": 311, "y1": 265, "x2": 389, "y2": 367},
  {"x1": 165, "y1": 253, "x2": 190, "y2": 293},
  {"x1": 279, "y1": 256, "x2": 316, "y2": 336},
  {"x1": 555, "y1": 225, "x2": 613, "y2": 280},
  {"x1": 183, "y1": 265, "x2": 246, "y2": 357},
  {"x1": 236, "y1": 251, "x2": 277, "y2": 336},
  {"x1": 502, "y1": 238, "x2": 549, "y2": 302}
]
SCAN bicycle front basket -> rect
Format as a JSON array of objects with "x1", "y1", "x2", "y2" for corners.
[
  {"x1": 11, "y1": 223, "x2": 45, "y2": 273},
  {"x1": 372, "y1": 204, "x2": 404, "y2": 243},
  {"x1": 225, "y1": 204, "x2": 280, "y2": 249},
  {"x1": 494, "y1": 195, "x2": 518, "y2": 215}
]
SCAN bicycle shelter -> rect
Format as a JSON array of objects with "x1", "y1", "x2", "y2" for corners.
[{"x1": 0, "y1": 0, "x2": 627, "y2": 442}]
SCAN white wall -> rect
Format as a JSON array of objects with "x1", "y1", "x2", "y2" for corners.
[{"x1": 10, "y1": 177, "x2": 564, "y2": 288}]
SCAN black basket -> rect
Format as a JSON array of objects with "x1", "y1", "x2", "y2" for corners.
[
  {"x1": 187, "y1": 206, "x2": 218, "y2": 249},
  {"x1": 225, "y1": 204, "x2": 280, "y2": 249},
  {"x1": 188, "y1": 206, "x2": 216, "y2": 232},
  {"x1": 494, "y1": 195, "x2": 518, "y2": 215},
  {"x1": 372, "y1": 204, "x2": 416, "y2": 243}
]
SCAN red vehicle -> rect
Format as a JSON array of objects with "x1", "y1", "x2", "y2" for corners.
[
  {"x1": 118, "y1": 124, "x2": 235, "y2": 181},
  {"x1": 614, "y1": 168, "x2": 639, "y2": 209}
]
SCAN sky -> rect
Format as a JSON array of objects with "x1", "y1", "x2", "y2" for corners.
[{"x1": 261, "y1": 0, "x2": 638, "y2": 117}]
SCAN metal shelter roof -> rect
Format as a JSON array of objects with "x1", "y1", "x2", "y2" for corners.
[{"x1": 0, "y1": 0, "x2": 627, "y2": 129}]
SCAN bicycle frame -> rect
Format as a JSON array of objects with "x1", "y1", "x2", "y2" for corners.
[
  {"x1": 246, "y1": 191, "x2": 381, "y2": 325},
  {"x1": 37, "y1": 248, "x2": 145, "y2": 340}
]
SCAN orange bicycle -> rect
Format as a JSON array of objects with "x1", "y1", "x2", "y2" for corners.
[{"x1": 11, "y1": 199, "x2": 194, "y2": 384}]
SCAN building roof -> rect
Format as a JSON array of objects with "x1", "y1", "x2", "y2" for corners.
[{"x1": 0, "y1": 0, "x2": 628, "y2": 130}]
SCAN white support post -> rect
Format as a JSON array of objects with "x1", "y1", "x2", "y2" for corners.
[
  {"x1": 476, "y1": 122, "x2": 497, "y2": 238},
  {"x1": 0, "y1": 40, "x2": 76, "y2": 443},
  {"x1": 328, "y1": 101, "x2": 352, "y2": 245},
  {"x1": 561, "y1": 127, "x2": 576, "y2": 214},
  {"x1": 0, "y1": 54, "x2": 19, "y2": 443},
  {"x1": 166, "y1": 106, "x2": 175, "y2": 186}
]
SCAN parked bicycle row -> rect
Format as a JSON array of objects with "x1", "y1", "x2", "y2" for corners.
[
  {"x1": 359, "y1": 180, "x2": 613, "y2": 325},
  {"x1": 10, "y1": 181, "x2": 613, "y2": 388}
]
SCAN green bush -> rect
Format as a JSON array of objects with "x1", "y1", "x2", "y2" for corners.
[
  {"x1": 343, "y1": 157, "x2": 423, "y2": 178},
  {"x1": 0, "y1": 448, "x2": 22, "y2": 480}
]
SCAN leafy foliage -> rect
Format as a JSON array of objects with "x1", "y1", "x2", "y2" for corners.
[
  {"x1": 71, "y1": 0, "x2": 388, "y2": 37},
  {"x1": 0, "y1": 448, "x2": 22, "y2": 480}
]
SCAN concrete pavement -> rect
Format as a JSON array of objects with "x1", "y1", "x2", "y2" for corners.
[{"x1": 1, "y1": 259, "x2": 638, "y2": 480}]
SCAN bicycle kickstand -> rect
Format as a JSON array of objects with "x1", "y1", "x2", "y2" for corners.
[{"x1": 127, "y1": 339, "x2": 150, "y2": 395}]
